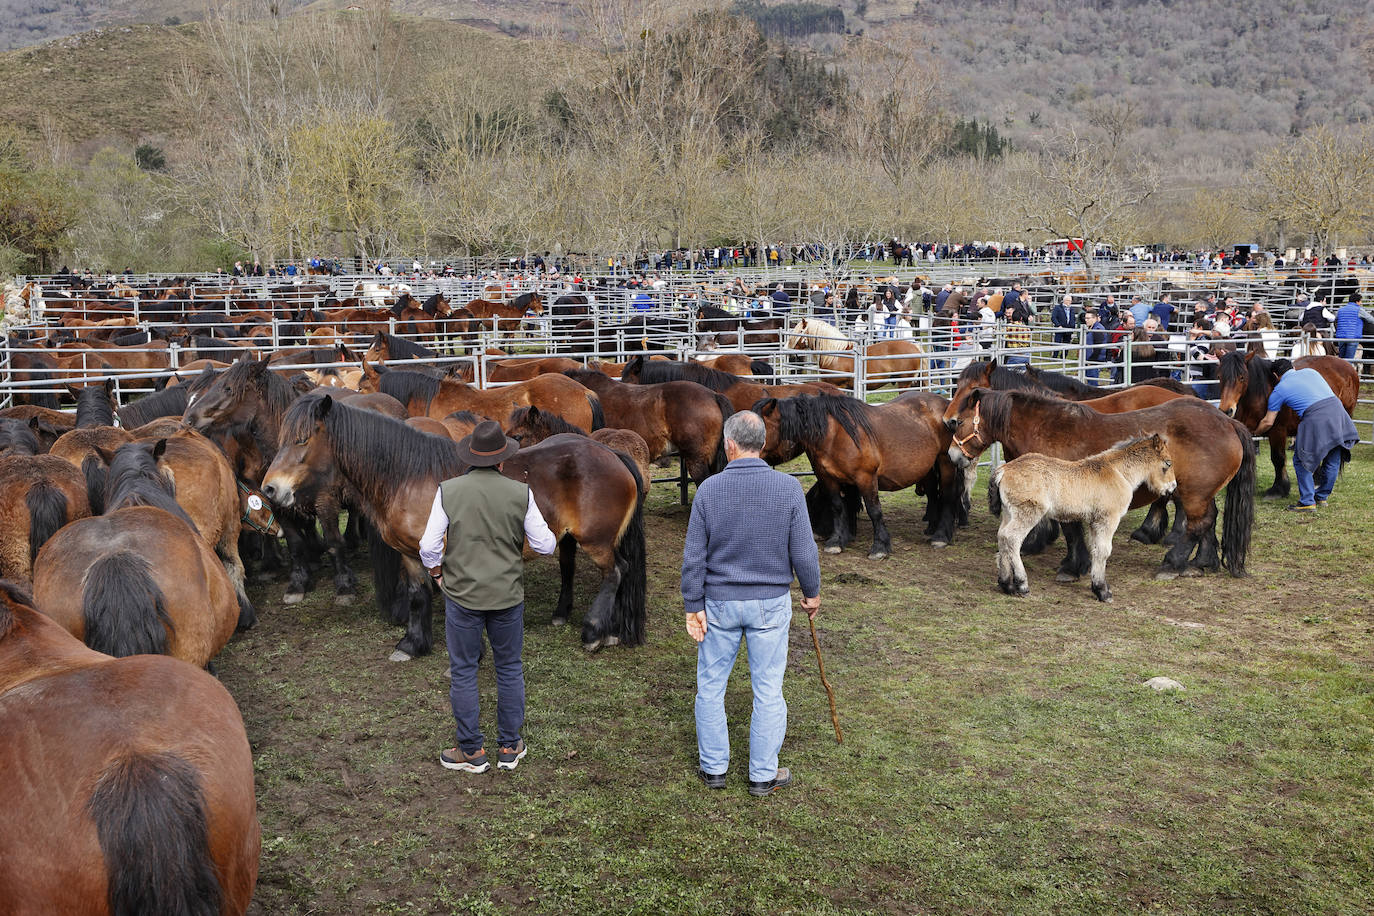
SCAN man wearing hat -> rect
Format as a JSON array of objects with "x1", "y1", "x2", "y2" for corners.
[{"x1": 419, "y1": 420, "x2": 557, "y2": 773}]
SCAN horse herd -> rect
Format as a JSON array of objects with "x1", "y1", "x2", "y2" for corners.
[{"x1": 0, "y1": 307, "x2": 1361, "y2": 911}]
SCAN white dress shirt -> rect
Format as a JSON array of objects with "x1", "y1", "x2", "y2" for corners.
[{"x1": 418, "y1": 485, "x2": 557, "y2": 569}]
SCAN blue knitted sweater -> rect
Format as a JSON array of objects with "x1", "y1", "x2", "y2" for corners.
[{"x1": 681, "y1": 458, "x2": 821, "y2": 612}]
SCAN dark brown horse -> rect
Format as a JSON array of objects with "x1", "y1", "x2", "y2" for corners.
[
  {"x1": 371, "y1": 362, "x2": 603, "y2": 431},
  {"x1": 0, "y1": 454, "x2": 92, "y2": 584},
  {"x1": 504, "y1": 407, "x2": 654, "y2": 497},
  {"x1": 695, "y1": 305, "x2": 786, "y2": 347},
  {"x1": 32, "y1": 443, "x2": 241, "y2": 667},
  {"x1": 262, "y1": 394, "x2": 646, "y2": 658},
  {"x1": 464, "y1": 292, "x2": 543, "y2": 332},
  {"x1": 619, "y1": 354, "x2": 842, "y2": 413},
  {"x1": 752, "y1": 394, "x2": 963, "y2": 557},
  {"x1": 0, "y1": 580, "x2": 259, "y2": 914},
  {"x1": 943, "y1": 360, "x2": 1192, "y2": 422},
  {"x1": 1217, "y1": 350, "x2": 1359, "y2": 498},
  {"x1": 563, "y1": 368, "x2": 732, "y2": 484},
  {"x1": 947, "y1": 389, "x2": 1255, "y2": 580}
]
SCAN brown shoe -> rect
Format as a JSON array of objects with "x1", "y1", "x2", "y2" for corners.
[
  {"x1": 440, "y1": 747, "x2": 490, "y2": 773},
  {"x1": 748, "y1": 766, "x2": 793, "y2": 796}
]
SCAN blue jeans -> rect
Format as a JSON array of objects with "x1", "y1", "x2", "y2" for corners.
[
  {"x1": 695, "y1": 594, "x2": 792, "y2": 782},
  {"x1": 1294, "y1": 447, "x2": 1344, "y2": 506},
  {"x1": 445, "y1": 596, "x2": 525, "y2": 753},
  {"x1": 1337, "y1": 341, "x2": 1358, "y2": 361}
]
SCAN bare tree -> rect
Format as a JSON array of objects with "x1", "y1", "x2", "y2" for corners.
[{"x1": 1250, "y1": 125, "x2": 1374, "y2": 255}]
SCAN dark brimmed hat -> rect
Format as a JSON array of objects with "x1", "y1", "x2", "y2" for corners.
[{"x1": 456, "y1": 420, "x2": 519, "y2": 467}]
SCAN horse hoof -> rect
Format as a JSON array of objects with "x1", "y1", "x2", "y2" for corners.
[
  {"x1": 1154, "y1": 570, "x2": 1180, "y2": 581},
  {"x1": 868, "y1": 551, "x2": 889, "y2": 560},
  {"x1": 824, "y1": 546, "x2": 842, "y2": 555},
  {"x1": 1129, "y1": 530, "x2": 1154, "y2": 545},
  {"x1": 388, "y1": 649, "x2": 414, "y2": 663},
  {"x1": 334, "y1": 594, "x2": 355, "y2": 607},
  {"x1": 582, "y1": 639, "x2": 603, "y2": 653},
  {"x1": 1179, "y1": 566, "x2": 1204, "y2": 578},
  {"x1": 1054, "y1": 572, "x2": 1079, "y2": 583},
  {"x1": 283, "y1": 592, "x2": 305, "y2": 605},
  {"x1": 551, "y1": 616, "x2": 568, "y2": 627},
  {"x1": 1015, "y1": 586, "x2": 1030, "y2": 597},
  {"x1": 930, "y1": 540, "x2": 949, "y2": 549},
  {"x1": 603, "y1": 636, "x2": 620, "y2": 647}
]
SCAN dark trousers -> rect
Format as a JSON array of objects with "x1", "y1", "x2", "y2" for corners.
[{"x1": 445, "y1": 596, "x2": 525, "y2": 753}]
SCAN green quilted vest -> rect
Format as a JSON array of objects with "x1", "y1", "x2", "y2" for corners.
[{"x1": 437, "y1": 468, "x2": 529, "y2": 610}]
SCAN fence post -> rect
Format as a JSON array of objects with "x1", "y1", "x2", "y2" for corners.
[{"x1": 853, "y1": 348, "x2": 867, "y2": 401}]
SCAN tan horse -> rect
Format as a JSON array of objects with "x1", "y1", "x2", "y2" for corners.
[
  {"x1": 990, "y1": 434, "x2": 1177, "y2": 602},
  {"x1": 788, "y1": 318, "x2": 926, "y2": 390}
]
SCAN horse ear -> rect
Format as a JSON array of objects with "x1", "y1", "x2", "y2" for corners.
[
  {"x1": 94, "y1": 444, "x2": 117, "y2": 465},
  {"x1": 1243, "y1": 350, "x2": 1256, "y2": 363},
  {"x1": 248, "y1": 357, "x2": 269, "y2": 376},
  {"x1": 315, "y1": 395, "x2": 334, "y2": 420},
  {"x1": 27, "y1": 416, "x2": 40, "y2": 432},
  {"x1": 967, "y1": 388, "x2": 985, "y2": 406},
  {"x1": 152, "y1": 438, "x2": 168, "y2": 460},
  {"x1": 1149, "y1": 433, "x2": 1162, "y2": 449},
  {"x1": 103, "y1": 377, "x2": 116, "y2": 396}
]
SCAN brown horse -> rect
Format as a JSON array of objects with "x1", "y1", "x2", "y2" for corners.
[
  {"x1": 32, "y1": 444, "x2": 241, "y2": 667},
  {"x1": 947, "y1": 388, "x2": 1255, "y2": 580},
  {"x1": 504, "y1": 406, "x2": 654, "y2": 497},
  {"x1": 942, "y1": 360, "x2": 1192, "y2": 423},
  {"x1": 563, "y1": 368, "x2": 732, "y2": 484},
  {"x1": 0, "y1": 454, "x2": 91, "y2": 584},
  {"x1": 0, "y1": 417, "x2": 43, "y2": 457},
  {"x1": 464, "y1": 292, "x2": 543, "y2": 332},
  {"x1": 372, "y1": 362, "x2": 603, "y2": 430},
  {"x1": 262, "y1": 394, "x2": 646, "y2": 658},
  {"x1": 0, "y1": 581, "x2": 259, "y2": 915},
  {"x1": 1217, "y1": 350, "x2": 1359, "y2": 498},
  {"x1": 619, "y1": 354, "x2": 841, "y2": 413},
  {"x1": 752, "y1": 394, "x2": 963, "y2": 557},
  {"x1": 786, "y1": 318, "x2": 926, "y2": 389},
  {"x1": 485, "y1": 355, "x2": 585, "y2": 385},
  {"x1": 694, "y1": 353, "x2": 775, "y2": 377}
]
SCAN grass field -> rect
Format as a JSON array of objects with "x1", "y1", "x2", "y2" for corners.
[{"x1": 221, "y1": 444, "x2": 1374, "y2": 915}]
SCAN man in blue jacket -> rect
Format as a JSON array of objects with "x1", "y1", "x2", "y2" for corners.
[
  {"x1": 1256, "y1": 360, "x2": 1359, "y2": 511},
  {"x1": 682, "y1": 411, "x2": 821, "y2": 796},
  {"x1": 1332, "y1": 293, "x2": 1373, "y2": 361}
]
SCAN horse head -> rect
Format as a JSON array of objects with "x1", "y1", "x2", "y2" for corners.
[
  {"x1": 947, "y1": 388, "x2": 991, "y2": 466},
  {"x1": 261, "y1": 394, "x2": 334, "y2": 509},
  {"x1": 1138, "y1": 434, "x2": 1177, "y2": 497},
  {"x1": 183, "y1": 356, "x2": 266, "y2": 432}
]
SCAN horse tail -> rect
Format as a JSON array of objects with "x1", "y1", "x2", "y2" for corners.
[
  {"x1": 82, "y1": 551, "x2": 173, "y2": 657},
  {"x1": 610, "y1": 450, "x2": 647, "y2": 647},
  {"x1": 82, "y1": 453, "x2": 109, "y2": 515},
  {"x1": 367, "y1": 522, "x2": 405, "y2": 624},
  {"x1": 987, "y1": 465, "x2": 1003, "y2": 516},
  {"x1": 587, "y1": 393, "x2": 605, "y2": 431},
  {"x1": 1222, "y1": 419, "x2": 1256, "y2": 577},
  {"x1": 709, "y1": 392, "x2": 735, "y2": 476},
  {"x1": 750, "y1": 358, "x2": 774, "y2": 379},
  {"x1": 26, "y1": 479, "x2": 69, "y2": 566},
  {"x1": 87, "y1": 751, "x2": 223, "y2": 916}
]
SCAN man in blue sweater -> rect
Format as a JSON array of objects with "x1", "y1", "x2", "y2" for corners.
[
  {"x1": 682, "y1": 411, "x2": 821, "y2": 796},
  {"x1": 1256, "y1": 360, "x2": 1360, "y2": 511}
]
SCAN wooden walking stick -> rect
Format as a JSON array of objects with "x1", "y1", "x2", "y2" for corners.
[{"x1": 808, "y1": 615, "x2": 842, "y2": 744}]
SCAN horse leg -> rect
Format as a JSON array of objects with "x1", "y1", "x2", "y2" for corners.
[
  {"x1": 553, "y1": 534, "x2": 576, "y2": 626},
  {"x1": 1131, "y1": 495, "x2": 1170, "y2": 544},
  {"x1": 1155, "y1": 501, "x2": 1203, "y2": 579},
  {"x1": 1187, "y1": 499, "x2": 1221, "y2": 573},
  {"x1": 279, "y1": 514, "x2": 313, "y2": 604},
  {"x1": 579, "y1": 544, "x2": 621, "y2": 652},
  {"x1": 1263, "y1": 431, "x2": 1291, "y2": 498},
  {"x1": 958, "y1": 463, "x2": 976, "y2": 527},
  {"x1": 1055, "y1": 521, "x2": 1090, "y2": 581},
  {"x1": 1161, "y1": 494, "x2": 1188, "y2": 547},
  {"x1": 216, "y1": 534, "x2": 256, "y2": 630},
  {"x1": 929, "y1": 456, "x2": 960, "y2": 548},
  {"x1": 343, "y1": 507, "x2": 363, "y2": 552},
  {"x1": 1020, "y1": 516, "x2": 1061, "y2": 555},
  {"x1": 862, "y1": 490, "x2": 890, "y2": 560},
  {"x1": 823, "y1": 480, "x2": 851, "y2": 554},
  {"x1": 390, "y1": 557, "x2": 434, "y2": 662},
  {"x1": 997, "y1": 509, "x2": 1036, "y2": 596},
  {"x1": 316, "y1": 494, "x2": 357, "y2": 604},
  {"x1": 1087, "y1": 516, "x2": 1118, "y2": 602}
]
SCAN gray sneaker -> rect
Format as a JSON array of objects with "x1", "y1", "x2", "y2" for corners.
[
  {"x1": 748, "y1": 766, "x2": 793, "y2": 797},
  {"x1": 498, "y1": 740, "x2": 527, "y2": 771},
  {"x1": 440, "y1": 747, "x2": 490, "y2": 773}
]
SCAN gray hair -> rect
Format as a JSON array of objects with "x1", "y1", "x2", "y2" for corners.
[{"x1": 723, "y1": 411, "x2": 766, "y2": 453}]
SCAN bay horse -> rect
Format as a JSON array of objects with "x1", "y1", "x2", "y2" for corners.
[
  {"x1": 787, "y1": 318, "x2": 926, "y2": 390},
  {"x1": 620, "y1": 354, "x2": 842, "y2": 413},
  {"x1": 32, "y1": 446, "x2": 240, "y2": 668},
  {"x1": 562, "y1": 368, "x2": 733, "y2": 484},
  {"x1": 261, "y1": 394, "x2": 646, "y2": 657},
  {"x1": 372, "y1": 362, "x2": 603, "y2": 430},
  {"x1": 944, "y1": 360, "x2": 1193, "y2": 421},
  {"x1": 694, "y1": 353, "x2": 775, "y2": 378},
  {"x1": 0, "y1": 418, "x2": 42, "y2": 457},
  {"x1": 0, "y1": 580, "x2": 259, "y2": 914},
  {"x1": 0, "y1": 454, "x2": 92, "y2": 584},
  {"x1": 183, "y1": 357, "x2": 362, "y2": 605},
  {"x1": 947, "y1": 388, "x2": 1255, "y2": 580},
  {"x1": 991, "y1": 435, "x2": 1177, "y2": 602},
  {"x1": 1023, "y1": 364, "x2": 1196, "y2": 400},
  {"x1": 504, "y1": 406, "x2": 654, "y2": 496},
  {"x1": 695, "y1": 305, "x2": 786, "y2": 347},
  {"x1": 1217, "y1": 350, "x2": 1359, "y2": 498},
  {"x1": 464, "y1": 292, "x2": 543, "y2": 332},
  {"x1": 752, "y1": 394, "x2": 962, "y2": 556},
  {"x1": 484, "y1": 355, "x2": 585, "y2": 385}
]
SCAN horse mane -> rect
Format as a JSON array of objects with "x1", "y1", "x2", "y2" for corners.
[
  {"x1": 977, "y1": 389, "x2": 1094, "y2": 442},
  {"x1": 282, "y1": 394, "x2": 462, "y2": 511},
  {"x1": 0, "y1": 579, "x2": 37, "y2": 639},
  {"x1": 512, "y1": 291, "x2": 537, "y2": 310},
  {"x1": 117, "y1": 385, "x2": 192, "y2": 428},
  {"x1": 774, "y1": 394, "x2": 873, "y2": 449},
  {"x1": 1024, "y1": 366, "x2": 1099, "y2": 398},
  {"x1": 75, "y1": 384, "x2": 116, "y2": 428},
  {"x1": 377, "y1": 369, "x2": 440, "y2": 412},
  {"x1": 104, "y1": 442, "x2": 198, "y2": 530},
  {"x1": 1137, "y1": 377, "x2": 1199, "y2": 397},
  {"x1": 421, "y1": 293, "x2": 443, "y2": 315},
  {"x1": 789, "y1": 318, "x2": 850, "y2": 350},
  {"x1": 959, "y1": 359, "x2": 1056, "y2": 396},
  {"x1": 697, "y1": 304, "x2": 734, "y2": 320},
  {"x1": 506, "y1": 406, "x2": 588, "y2": 440},
  {"x1": 374, "y1": 333, "x2": 437, "y2": 360},
  {"x1": 0, "y1": 418, "x2": 40, "y2": 456},
  {"x1": 629, "y1": 358, "x2": 739, "y2": 393},
  {"x1": 445, "y1": 410, "x2": 483, "y2": 426},
  {"x1": 1218, "y1": 349, "x2": 1271, "y2": 397}
]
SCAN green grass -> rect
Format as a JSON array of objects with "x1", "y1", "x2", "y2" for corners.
[{"x1": 221, "y1": 446, "x2": 1374, "y2": 915}]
